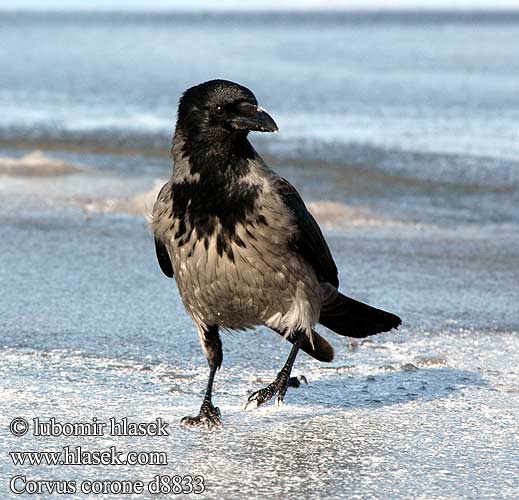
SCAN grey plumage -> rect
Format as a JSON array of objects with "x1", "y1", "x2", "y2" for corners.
[
  {"x1": 151, "y1": 80, "x2": 401, "y2": 428},
  {"x1": 153, "y1": 149, "x2": 321, "y2": 337}
]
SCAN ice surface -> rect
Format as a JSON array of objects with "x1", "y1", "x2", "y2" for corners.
[
  {"x1": 0, "y1": 150, "x2": 518, "y2": 500},
  {"x1": 2, "y1": 10, "x2": 519, "y2": 498}
]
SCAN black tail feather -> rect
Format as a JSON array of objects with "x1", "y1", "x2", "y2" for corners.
[
  {"x1": 271, "y1": 328, "x2": 334, "y2": 362},
  {"x1": 319, "y1": 292, "x2": 401, "y2": 338}
]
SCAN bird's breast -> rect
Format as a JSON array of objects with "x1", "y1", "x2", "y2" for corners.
[{"x1": 169, "y1": 202, "x2": 317, "y2": 330}]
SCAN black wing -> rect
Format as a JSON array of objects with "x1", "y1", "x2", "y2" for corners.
[
  {"x1": 154, "y1": 237, "x2": 174, "y2": 278},
  {"x1": 274, "y1": 176, "x2": 339, "y2": 288},
  {"x1": 152, "y1": 181, "x2": 174, "y2": 278}
]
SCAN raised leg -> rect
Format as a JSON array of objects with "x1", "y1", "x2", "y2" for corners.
[
  {"x1": 245, "y1": 330, "x2": 306, "y2": 409},
  {"x1": 181, "y1": 324, "x2": 223, "y2": 430}
]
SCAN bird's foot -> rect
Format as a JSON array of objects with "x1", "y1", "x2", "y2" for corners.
[
  {"x1": 180, "y1": 401, "x2": 222, "y2": 430},
  {"x1": 245, "y1": 372, "x2": 307, "y2": 410}
]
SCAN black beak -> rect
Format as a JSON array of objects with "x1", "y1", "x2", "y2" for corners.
[{"x1": 231, "y1": 103, "x2": 278, "y2": 133}]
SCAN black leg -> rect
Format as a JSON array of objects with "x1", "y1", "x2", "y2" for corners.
[
  {"x1": 245, "y1": 330, "x2": 306, "y2": 409},
  {"x1": 181, "y1": 325, "x2": 223, "y2": 430}
]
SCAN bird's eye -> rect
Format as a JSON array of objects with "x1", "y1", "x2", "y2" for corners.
[{"x1": 213, "y1": 106, "x2": 225, "y2": 117}]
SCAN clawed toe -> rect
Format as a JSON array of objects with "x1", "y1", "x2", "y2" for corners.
[
  {"x1": 245, "y1": 373, "x2": 307, "y2": 410},
  {"x1": 181, "y1": 402, "x2": 222, "y2": 430},
  {"x1": 245, "y1": 384, "x2": 278, "y2": 410}
]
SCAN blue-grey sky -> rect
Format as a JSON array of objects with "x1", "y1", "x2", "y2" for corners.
[{"x1": 1, "y1": 0, "x2": 518, "y2": 10}]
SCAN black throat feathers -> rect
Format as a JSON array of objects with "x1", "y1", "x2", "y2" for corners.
[{"x1": 170, "y1": 131, "x2": 265, "y2": 261}]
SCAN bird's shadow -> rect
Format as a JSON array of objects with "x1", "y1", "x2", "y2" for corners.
[{"x1": 291, "y1": 365, "x2": 486, "y2": 411}]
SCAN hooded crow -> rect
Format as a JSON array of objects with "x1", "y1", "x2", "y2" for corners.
[{"x1": 152, "y1": 79, "x2": 401, "y2": 429}]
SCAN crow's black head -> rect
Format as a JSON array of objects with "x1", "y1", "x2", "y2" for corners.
[{"x1": 176, "y1": 79, "x2": 278, "y2": 143}]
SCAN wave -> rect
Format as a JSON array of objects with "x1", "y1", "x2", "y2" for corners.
[{"x1": 0, "y1": 151, "x2": 82, "y2": 176}]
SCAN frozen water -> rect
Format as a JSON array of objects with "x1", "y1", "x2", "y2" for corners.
[
  {"x1": 1, "y1": 9, "x2": 519, "y2": 499},
  {"x1": 1, "y1": 149, "x2": 517, "y2": 499}
]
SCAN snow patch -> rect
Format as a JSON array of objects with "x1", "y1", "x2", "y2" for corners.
[{"x1": 0, "y1": 151, "x2": 82, "y2": 176}]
